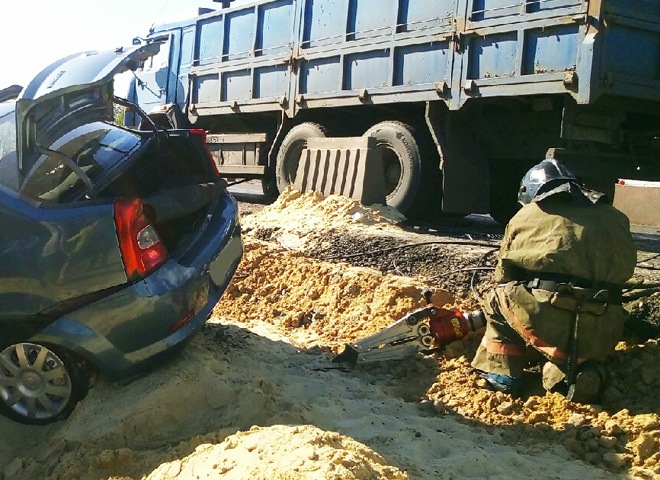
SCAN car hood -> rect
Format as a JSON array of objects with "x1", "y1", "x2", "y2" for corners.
[{"x1": 15, "y1": 43, "x2": 160, "y2": 172}]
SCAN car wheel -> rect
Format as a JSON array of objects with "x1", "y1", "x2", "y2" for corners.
[
  {"x1": 275, "y1": 123, "x2": 328, "y2": 193},
  {"x1": 362, "y1": 121, "x2": 422, "y2": 214},
  {"x1": 0, "y1": 343, "x2": 89, "y2": 425}
]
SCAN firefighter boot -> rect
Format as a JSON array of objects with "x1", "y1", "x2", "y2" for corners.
[
  {"x1": 567, "y1": 361, "x2": 607, "y2": 405},
  {"x1": 480, "y1": 372, "x2": 521, "y2": 396}
]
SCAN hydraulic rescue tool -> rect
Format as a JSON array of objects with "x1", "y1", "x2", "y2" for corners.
[{"x1": 333, "y1": 291, "x2": 486, "y2": 365}]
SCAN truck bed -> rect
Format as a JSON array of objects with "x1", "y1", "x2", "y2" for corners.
[{"x1": 146, "y1": 0, "x2": 660, "y2": 118}]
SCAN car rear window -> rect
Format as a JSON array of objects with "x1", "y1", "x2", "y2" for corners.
[{"x1": 20, "y1": 122, "x2": 142, "y2": 204}]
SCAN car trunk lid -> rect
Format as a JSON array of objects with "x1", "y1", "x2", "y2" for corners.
[{"x1": 14, "y1": 43, "x2": 161, "y2": 188}]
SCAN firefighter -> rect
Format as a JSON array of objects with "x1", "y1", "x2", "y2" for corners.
[{"x1": 471, "y1": 158, "x2": 637, "y2": 403}]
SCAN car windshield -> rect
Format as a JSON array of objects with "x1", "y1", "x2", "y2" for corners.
[{"x1": 19, "y1": 122, "x2": 143, "y2": 203}]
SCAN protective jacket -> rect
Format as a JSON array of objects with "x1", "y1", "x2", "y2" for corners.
[{"x1": 472, "y1": 187, "x2": 637, "y2": 385}]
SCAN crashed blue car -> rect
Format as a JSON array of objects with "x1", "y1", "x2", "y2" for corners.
[{"x1": 0, "y1": 44, "x2": 243, "y2": 425}]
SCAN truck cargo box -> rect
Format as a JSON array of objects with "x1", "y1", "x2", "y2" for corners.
[{"x1": 128, "y1": 0, "x2": 660, "y2": 225}]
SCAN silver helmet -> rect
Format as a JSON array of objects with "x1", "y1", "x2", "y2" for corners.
[{"x1": 517, "y1": 158, "x2": 578, "y2": 206}]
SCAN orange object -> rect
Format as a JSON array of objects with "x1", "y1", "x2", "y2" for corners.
[{"x1": 429, "y1": 308, "x2": 485, "y2": 347}]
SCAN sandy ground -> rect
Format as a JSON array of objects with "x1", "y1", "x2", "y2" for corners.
[{"x1": 1, "y1": 189, "x2": 659, "y2": 480}]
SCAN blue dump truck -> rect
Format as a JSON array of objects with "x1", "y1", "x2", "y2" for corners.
[{"x1": 127, "y1": 0, "x2": 660, "y2": 224}]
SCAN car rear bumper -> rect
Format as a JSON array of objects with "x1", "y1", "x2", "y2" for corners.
[{"x1": 32, "y1": 195, "x2": 243, "y2": 380}]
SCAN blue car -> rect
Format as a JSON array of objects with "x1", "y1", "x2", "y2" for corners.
[{"x1": 0, "y1": 44, "x2": 243, "y2": 424}]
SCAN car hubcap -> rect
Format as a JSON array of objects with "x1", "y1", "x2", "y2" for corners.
[{"x1": 0, "y1": 343, "x2": 72, "y2": 420}]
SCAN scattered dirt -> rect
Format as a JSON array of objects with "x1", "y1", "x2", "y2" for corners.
[
  {"x1": 1, "y1": 189, "x2": 659, "y2": 480},
  {"x1": 233, "y1": 189, "x2": 660, "y2": 477}
]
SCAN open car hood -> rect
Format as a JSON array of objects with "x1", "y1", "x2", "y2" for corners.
[{"x1": 15, "y1": 43, "x2": 160, "y2": 173}]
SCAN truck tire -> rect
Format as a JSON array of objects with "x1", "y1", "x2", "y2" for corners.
[
  {"x1": 363, "y1": 121, "x2": 422, "y2": 213},
  {"x1": 489, "y1": 160, "x2": 524, "y2": 225},
  {"x1": 489, "y1": 189, "x2": 520, "y2": 225},
  {"x1": 261, "y1": 170, "x2": 279, "y2": 202},
  {"x1": 276, "y1": 123, "x2": 328, "y2": 192},
  {"x1": 489, "y1": 160, "x2": 533, "y2": 225}
]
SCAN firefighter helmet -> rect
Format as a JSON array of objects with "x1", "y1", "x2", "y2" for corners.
[{"x1": 518, "y1": 158, "x2": 578, "y2": 206}]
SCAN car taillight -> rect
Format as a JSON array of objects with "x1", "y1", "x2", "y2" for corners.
[
  {"x1": 114, "y1": 198, "x2": 168, "y2": 281},
  {"x1": 189, "y1": 128, "x2": 220, "y2": 176}
]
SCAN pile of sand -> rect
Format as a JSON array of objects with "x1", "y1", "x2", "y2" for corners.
[
  {"x1": 216, "y1": 238, "x2": 453, "y2": 351},
  {"x1": 241, "y1": 188, "x2": 406, "y2": 252},
  {"x1": 1, "y1": 190, "x2": 658, "y2": 480},
  {"x1": 146, "y1": 425, "x2": 408, "y2": 480}
]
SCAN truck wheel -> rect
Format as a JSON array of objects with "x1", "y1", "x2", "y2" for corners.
[
  {"x1": 490, "y1": 190, "x2": 520, "y2": 225},
  {"x1": 261, "y1": 171, "x2": 279, "y2": 202},
  {"x1": 489, "y1": 160, "x2": 524, "y2": 225},
  {"x1": 363, "y1": 121, "x2": 422, "y2": 213},
  {"x1": 0, "y1": 343, "x2": 90, "y2": 425},
  {"x1": 276, "y1": 123, "x2": 328, "y2": 192}
]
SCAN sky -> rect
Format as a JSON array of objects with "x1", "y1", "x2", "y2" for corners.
[{"x1": 0, "y1": 0, "x2": 249, "y2": 89}]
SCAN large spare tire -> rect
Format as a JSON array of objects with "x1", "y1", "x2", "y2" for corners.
[{"x1": 275, "y1": 123, "x2": 327, "y2": 193}]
